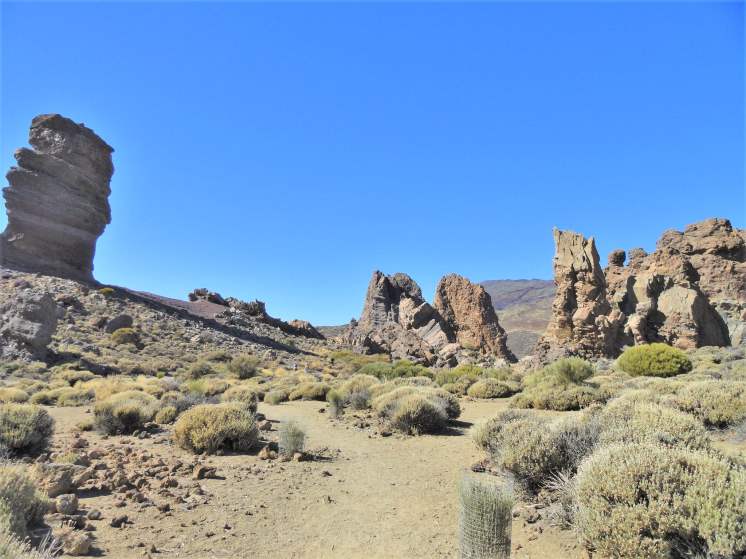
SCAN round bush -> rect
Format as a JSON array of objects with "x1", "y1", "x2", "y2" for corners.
[
  {"x1": 0, "y1": 404, "x2": 54, "y2": 455},
  {"x1": 389, "y1": 394, "x2": 448, "y2": 434},
  {"x1": 110, "y1": 327, "x2": 141, "y2": 346},
  {"x1": 173, "y1": 403, "x2": 259, "y2": 454},
  {"x1": 0, "y1": 388, "x2": 29, "y2": 403},
  {"x1": 467, "y1": 379, "x2": 517, "y2": 399},
  {"x1": 673, "y1": 380, "x2": 746, "y2": 428},
  {"x1": 154, "y1": 406, "x2": 178, "y2": 424},
  {"x1": 288, "y1": 382, "x2": 329, "y2": 401},
  {"x1": 599, "y1": 399, "x2": 710, "y2": 451},
  {"x1": 576, "y1": 443, "x2": 746, "y2": 559},
  {"x1": 264, "y1": 390, "x2": 289, "y2": 405},
  {"x1": 94, "y1": 391, "x2": 158, "y2": 435},
  {"x1": 227, "y1": 354, "x2": 260, "y2": 380},
  {"x1": 617, "y1": 343, "x2": 692, "y2": 377},
  {"x1": 221, "y1": 384, "x2": 261, "y2": 411}
]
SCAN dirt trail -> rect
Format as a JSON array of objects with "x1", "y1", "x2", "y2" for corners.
[{"x1": 48, "y1": 401, "x2": 580, "y2": 558}]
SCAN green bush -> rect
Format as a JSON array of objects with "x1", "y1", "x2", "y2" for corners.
[
  {"x1": 0, "y1": 464, "x2": 49, "y2": 539},
  {"x1": 110, "y1": 327, "x2": 141, "y2": 346},
  {"x1": 389, "y1": 394, "x2": 448, "y2": 434},
  {"x1": 466, "y1": 379, "x2": 518, "y2": 399},
  {"x1": 598, "y1": 399, "x2": 710, "y2": 451},
  {"x1": 672, "y1": 380, "x2": 746, "y2": 428},
  {"x1": 0, "y1": 404, "x2": 54, "y2": 455},
  {"x1": 372, "y1": 386, "x2": 460, "y2": 420},
  {"x1": 98, "y1": 287, "x2": 115, "y2": 296},
  {"x1": 575, "y1": 442, "x2": 746, "y2": 559},
  {"x1": 94, "y1": 391, "x2": 158, "y2": 434},
  {"x1": 0, "y1": 388, "x2": 29, "y2": 403},
  {"x1": 227, "y1": 354, "x2": 260, "y2": 379},
  {"x1": 278, "y1": 420, "x2": 306, "y2": 457},
  {"x1": 183, "y1": 378, "x2": 229, "y2": 397},
  {"x1": 51, "y1": 386, "x2": 94, "y2": 407},
  {"x1": 512, "y1": 358, "x2": 602, "y2": 411},
  {"x1": 173, "y1": 403, "x2": 258, "y2": 454},
  {"x1": 617, "y1": 343, "x2": 692, "y2": 377}
]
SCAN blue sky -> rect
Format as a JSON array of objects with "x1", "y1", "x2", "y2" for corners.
[{"x1": 1, "y1": 2, "x2": 743, "y2": 325}]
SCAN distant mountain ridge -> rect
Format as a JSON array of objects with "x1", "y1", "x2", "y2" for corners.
[{"x1": 480, "y1": 279, "x2": 555, "y2": 358}]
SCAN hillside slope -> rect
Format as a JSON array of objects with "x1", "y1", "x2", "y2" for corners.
[{"x1": 480, "y1": 279, "x2": 554, "y2": 358}]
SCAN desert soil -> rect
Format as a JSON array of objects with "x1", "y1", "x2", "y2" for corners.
[{"x1": 48, "y1": 401, "x2": 581, "y2": 558}]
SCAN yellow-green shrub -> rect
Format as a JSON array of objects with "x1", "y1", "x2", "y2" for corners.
[
  {"x1": 616, "y1": 343, "x2": 692, "y2": 377},
  {"x1": 466, "y1": 379, "x2": 518, "y2": 399},
  {"x1": 110, "y1": 327, "x2": 140, "y2": 346},
  {"x1": 173, "y1": 403, "x2": 258, "y2": 454},
  {"x1": 389, "y1": 394, "x2": 448, "y2": 434},
  {"x1": 288, "y1": 382, "x2": 329, "y2": 401},
  {"x1": 227, "y1": 354, "x2": 260, "y2": 379},
  {"x1": 264, "y1": 390, "x2": 289, "y2": 405},
  {"x1": 575, "y1": 443, "x2": 746, "y2": 559},
  {"x1": 154, "y1": 405, "x2": 178, "y2": 424},
  {"x1": 0, "y1": 388, "x2": 29, "y2": 403},
  {"x1": 183, "y1": 378, "x2": 230, "y2": 397},
  {"x1": 94, "y1": 391, "x2": 158, "y2": 434},
  {"x1": 0, "y1": 463, "x2": 49, "y2": 538},
  {"x1": 0, "y1": 404, "x2": 54, "y2": 455}
]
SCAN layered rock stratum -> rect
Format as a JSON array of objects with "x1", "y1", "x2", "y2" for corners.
[
  {"x1": 1, "y1": 114, "x2": 114, "y2": 282},
  {"x1": 537, "y1": 218, "x2": 744, "y2": 361}
]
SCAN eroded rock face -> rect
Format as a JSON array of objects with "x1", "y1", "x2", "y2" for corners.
[
  {"x1": 0, "y1": 287, "x2": 58, "y2": 360},
  {"x1": 537, "y1": 218, "x2": 742, "y2": 360},
  {"x1": 433, "y1": 274, "x2": 515, "y2": 362},
  {"x1": 342, "y1": 271, "x2": 452, "y2": 364},
  {"x1": 1, "y1": 114, "x2": 114, "y2": 282}
]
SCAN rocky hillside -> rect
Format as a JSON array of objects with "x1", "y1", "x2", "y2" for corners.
[{"x1": 480, "y1": 280, "x2": 554, "y2": 358}]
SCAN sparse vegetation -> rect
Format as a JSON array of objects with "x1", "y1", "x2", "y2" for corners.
[
  {"x1": 288, "y1": 381, "x2": 329, "y2": 401},
  {"x1": 278, "y1": 420, "x2": 306, "y2": 457},
  {"x1": 0, "y1": 463, "x2": 49, "y2": 538},
  {"x1": 94, "y1": 390, "x2": 158, "y2": 434},
  {"x1": 512, "y1": 358, "x2": 602, "y2": 411},
  {"x1": 173, "y1": 403, "x2": 259, "y2": 454},
  {"x1": 0, "y1": 404, "x2": 54, "y2": 455},
  {"x1": 617, "y1": 343, "x2": 693, "y2": 377},
  {"x1": 575, "y1": 442, "x2": 746, "y2": 559},
  {"x1": 672, "y1": 380, "x2": 746, "y2": 428},
  {"x1": 110, "y1": 327, "x2": 141, "y2": 346},
  {"x1": 227, "y1": 354, "x2": 260, "y2": 379}
]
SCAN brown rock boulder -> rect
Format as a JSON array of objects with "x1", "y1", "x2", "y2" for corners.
[
  {"x1": 1, "y1": 114, "x2": 114, "y2": 282},
  {"x1": 433, "y1": 274, "x2": 515, "y2": 362}
]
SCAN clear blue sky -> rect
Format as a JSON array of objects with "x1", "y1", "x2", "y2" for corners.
[{"x1": 1, "y1": 2, "x2": 743, "y2": 325}]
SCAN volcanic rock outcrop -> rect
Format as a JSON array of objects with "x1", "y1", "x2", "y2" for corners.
[
  {"x1": 0, "y1": 286, "x2": 58, "y2": 360},
  {"x1": 1, "y1": 114, "x2": 114, "y2": 282},
  {"x1": 536, "y1": 218, "x2": 743, "y2": 361},
  {"x1": 341, "y1": 271, "x2": 515, "y2": 365},
  {"x1": 433, "y1": 274, "x2": 515, "y2": 362}
]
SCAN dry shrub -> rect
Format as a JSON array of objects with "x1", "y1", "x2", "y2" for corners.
[
  {"x1": 598, "y1": 399, "x2": 710, "y2": 451},
  {"x1": 278, "y1": 421, "x2": 306, "y2": 457},
  {"x1": 672, "y1": 380, "x2": 746, "y2": 428},
  {"x1": 264, "y1": 390, "x2": 289, "y2": 405},
  {"x1": 288, "y1": 382, "x2": 329, "y2": 401},
  {"x1": 183, "y1": 378, "x2": 230, "y2": 397},
  {"x1": 575, "y1": 443, "x2": 746, "y2": 559},
  {"x1": 458, "y1": 472, "x2": 513, "y2": 559},
  {"x1": 94, "y1": 391, "x2": 158, "y2": 435},
  {"x1": 221, "y1": 384, "x2": 262, "y2": 411},
  {"x1": 0, "y1": 463, "x2": 50, "y2": 538},
  {"x1": 0, "y1": 404, "x2": 54, "y2": 455},
  {"x1": 227, "y1": 354, "x2": 260, "y2": 379},
  {"x1": 154, "y1": 405, "x2": 178, "y2": 424},
  {"x1": 110, "y1": 327, "x2": 140, "y2": 346},
  {"x1": 0, "y1": 388, "x2": 29, "y2": 403},
  {"x1": 173, "y1": 403, "x2": 258, "y2": 454},
  {"x1": 389, "y1": 394, "x2": 448, "y2": 435},
  {"x1": 52, "y1": 369, "x2": 97, "y2": 386}
]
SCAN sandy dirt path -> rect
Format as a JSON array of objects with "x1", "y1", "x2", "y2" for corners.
[{"x1": 48, "y1": 401, "x2": 580, "y2": 558}]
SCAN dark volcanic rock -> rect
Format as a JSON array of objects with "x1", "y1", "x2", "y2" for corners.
[
  {"x1": 1, "y1": 114, "x2": 114, "y2": 282},
  {"x1": 0, "y1": 287, "x2": 58, "y2": 360}
]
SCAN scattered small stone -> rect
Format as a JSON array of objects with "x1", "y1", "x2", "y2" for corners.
[
  {"x1": 110, "y1": 514, "x2": 128, "y2": 528},
  {"x1": 86, "y1": 509, "x2": 101, "y2": 520}
]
